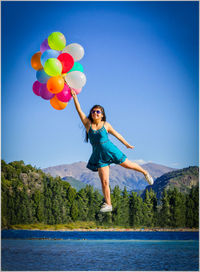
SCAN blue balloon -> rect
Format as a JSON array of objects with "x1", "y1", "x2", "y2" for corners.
[
  {"x1": 36, "y1": 69, "x2": 51, "y2": 83},
  {"x1": 40, "y1": 49, "x2": 60, "y2": 66}
]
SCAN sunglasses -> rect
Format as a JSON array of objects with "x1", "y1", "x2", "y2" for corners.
[{"x1": 91, "y1": 110, "x2": 102, "y2": 114}]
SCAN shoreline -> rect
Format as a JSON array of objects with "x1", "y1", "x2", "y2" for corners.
[{"x1": 3, "y1": 228, "x2": 199, "y2": 232}]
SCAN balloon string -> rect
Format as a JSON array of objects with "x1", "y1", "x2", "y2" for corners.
[{"x1": 63, "y1": 76, "x2": 67, "y2": 84}]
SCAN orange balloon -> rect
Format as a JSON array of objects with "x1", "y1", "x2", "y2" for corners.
[
  {"x1": 31, "y1": 52, "x2": 43, "y2": 70},
  {"x1": 47, "y1": 76, "x2": 65, "y2": 94},
  {"x1": 50, "y1": 96, "x2": 68, "y2": 110}
]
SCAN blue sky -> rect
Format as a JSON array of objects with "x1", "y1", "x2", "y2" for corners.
[{"x1": 1, "y1": 1, "x2": 199, "y2": 169}]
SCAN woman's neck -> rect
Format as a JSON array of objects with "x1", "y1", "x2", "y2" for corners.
[{"x1": 92, "y1": 120, "x2": 103, "y2": 125}]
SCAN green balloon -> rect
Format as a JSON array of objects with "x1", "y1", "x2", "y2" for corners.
[
  {"x1": 48, "y1": 32, "x2": 66, "y2": 51},
  {"x1": 44, "y1": 58, "x2": 62, "y2": 76},
  {"x1": 68, "y1": 62, "x2": 84, "y2": 73}
]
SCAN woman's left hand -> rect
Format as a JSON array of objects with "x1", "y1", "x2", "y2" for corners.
[{"x1": 126, "y1": 144, "x2": 134, "y2": 149}]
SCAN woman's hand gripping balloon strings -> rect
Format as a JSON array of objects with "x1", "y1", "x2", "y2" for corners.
[{"x1": 70, "y1": 88, "x2": 77, "y2": 98}]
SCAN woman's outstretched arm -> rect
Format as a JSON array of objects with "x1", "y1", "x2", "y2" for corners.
[
  {"x1": 107, "y1": 122, "x2": 134, "y2": 149},
  {"x1": 71, "y1": 89, "x2": 89, "y2": 128}
]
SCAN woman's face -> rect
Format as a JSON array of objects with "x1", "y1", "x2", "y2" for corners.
[{"x1": 91, "y1": 107, "x2": 103, "y2": 121}]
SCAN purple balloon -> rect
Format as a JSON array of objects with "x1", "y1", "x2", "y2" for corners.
[
  {"x1": 56, "y1": 84, "x2": 72, "y2": 102},
  {"x1": 32, "y1": 81, "x2": 42, "y2": 96},
  {"x1": 39, "y1": 83, "x2": 55, "y2": 100},
  {"x1": 40, "y1": 38, "x2": 50, "y2": 53}
]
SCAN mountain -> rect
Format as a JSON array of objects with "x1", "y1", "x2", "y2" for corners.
[
  {"x1": 43, "y1": 161, "x2": 175, "y2": 191},
  {"x1": 62, "y1": 176, "x2": 86, "y2": 191},
  {"x1": 142, "y1": 166, "x2": 199, "y2": 200}
]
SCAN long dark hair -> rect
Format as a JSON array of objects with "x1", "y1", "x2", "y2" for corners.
[{"x1": 85, "y1": 105, "x2": 106, "y2": 142}]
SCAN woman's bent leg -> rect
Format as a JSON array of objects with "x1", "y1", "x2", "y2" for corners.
[
  {"x1": 120, "y1": 159, "x2": 154, "y2": 185},
  {"x1": 98, "y1": 166, "x2": 111, "y2": 205},
  {"x1": 120, "y1": 159, "x2": 147, "y2": 175}
]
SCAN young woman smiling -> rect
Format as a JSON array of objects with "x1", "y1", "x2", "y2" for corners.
[{"x1": 71, "y1": 89, "x2": 154, "y2": 212}]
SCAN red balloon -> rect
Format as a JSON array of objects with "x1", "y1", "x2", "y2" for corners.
[{"x1": 57, "y1": 53, "x2": 74, "y2": 73}]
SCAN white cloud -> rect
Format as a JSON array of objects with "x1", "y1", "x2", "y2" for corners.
[
  {"x1": 133, "y1": 159, "x2": 149, "y2": 165},
  {"x1": 171, "y1": 162, "x2": 180, "y2": 167}
]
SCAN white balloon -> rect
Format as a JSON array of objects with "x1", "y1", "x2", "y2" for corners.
[
  {"x1": 62, "y1": 43, "x2": 84, "y2": 61},
  {"x1": 65, "y1": 71, "x2": 86, "y2": 89}
]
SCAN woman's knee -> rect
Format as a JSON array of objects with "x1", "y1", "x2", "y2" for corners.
[
  {"x1": 101, "y1": 178, "x2": 109, "y2": 187},
  {"x1": 98, "y1": 166, "x2": 109, "y2": 188},
  {"x1": 120, "y1": 159, "x2": 130, "y2": 168}
]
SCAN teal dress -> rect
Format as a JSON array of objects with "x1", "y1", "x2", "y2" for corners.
[{"x1": 87, "y1": 124, "x2": 127, "y2": 172}]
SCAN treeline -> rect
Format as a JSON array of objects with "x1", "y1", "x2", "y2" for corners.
[{"x1": 1, "y1": 160, "x2": 199, "y2": 229}]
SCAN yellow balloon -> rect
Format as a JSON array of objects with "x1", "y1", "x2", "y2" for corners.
[
  {"x1": 48, "y1": 32, "x2": 66, "y2": 51},
  {"x1": 44, "y1": 58, "x2": 62, "y2": 76}
]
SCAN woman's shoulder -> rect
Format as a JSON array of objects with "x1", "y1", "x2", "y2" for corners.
[{"x1": 104, "y1": 121, "x2": 111, "y2": 130}]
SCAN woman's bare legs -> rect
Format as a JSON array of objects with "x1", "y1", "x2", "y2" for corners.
[
  {"x1": 120, "y1": 159, "x2": 147, "y2": 175},
  {"x1": 98, "y1": 166, "x2": 111, "y2": 205},
  {"x1": 120, "y1": 159, "x2": 154, "y2": 185}
]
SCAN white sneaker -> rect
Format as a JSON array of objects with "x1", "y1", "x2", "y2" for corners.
[
  {"x1": 144, "y1": 172, "x2": 154, "y2": 185},
  {"x1": 100, "y1": 203, "x2": 113, "y2": 213}
]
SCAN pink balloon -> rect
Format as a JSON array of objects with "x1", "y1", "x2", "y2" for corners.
[
  {"x1": 39, "y1": 83, "x2": 55, "y2": 100},
  {"x1": 73, "y1": 87, "x2": 82, "y2": 95},
  {"x1": 56, "y1": 84, "x2": 72, "y2": 102},
  {"x1": 32, "y1": 81, "x2": 42, "y2": 96}
]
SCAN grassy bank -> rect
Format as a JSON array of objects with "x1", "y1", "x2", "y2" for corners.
[
  {"x1": 8, "y1": 222, "x2": 98, "y2": 231},
  {"x1": 3, "y1": 222, "x2": 199, "y2": 232}
]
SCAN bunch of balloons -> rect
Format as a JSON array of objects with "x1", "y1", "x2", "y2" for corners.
[{"x1": 31, "y1": 32, "x2": 86, "y2": 110}]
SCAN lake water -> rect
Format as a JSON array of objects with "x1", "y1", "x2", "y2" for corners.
[{"x1": 1, "y1": 230, "x2": 199, "y2": 271}]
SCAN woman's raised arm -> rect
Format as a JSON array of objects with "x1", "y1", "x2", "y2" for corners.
[
  {"x1": 70, "y1": 89, "x2": 89, "y2": 128},
  {"x1": 107, "y1": 122, "x2": 134, "y2": 149}
]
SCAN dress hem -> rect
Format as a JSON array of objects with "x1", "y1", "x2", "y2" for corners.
[{"x1": 86, "y1": 155, "x2": 127, "y2": 172}]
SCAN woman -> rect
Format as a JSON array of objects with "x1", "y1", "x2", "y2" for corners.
[{"x1": 71, "y1": 89, "x2": 154, "y2": 213}]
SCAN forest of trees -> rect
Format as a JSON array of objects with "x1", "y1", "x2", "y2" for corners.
[{"x1": 1, "y1": 160, "x2": 199, "y2": 229}]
